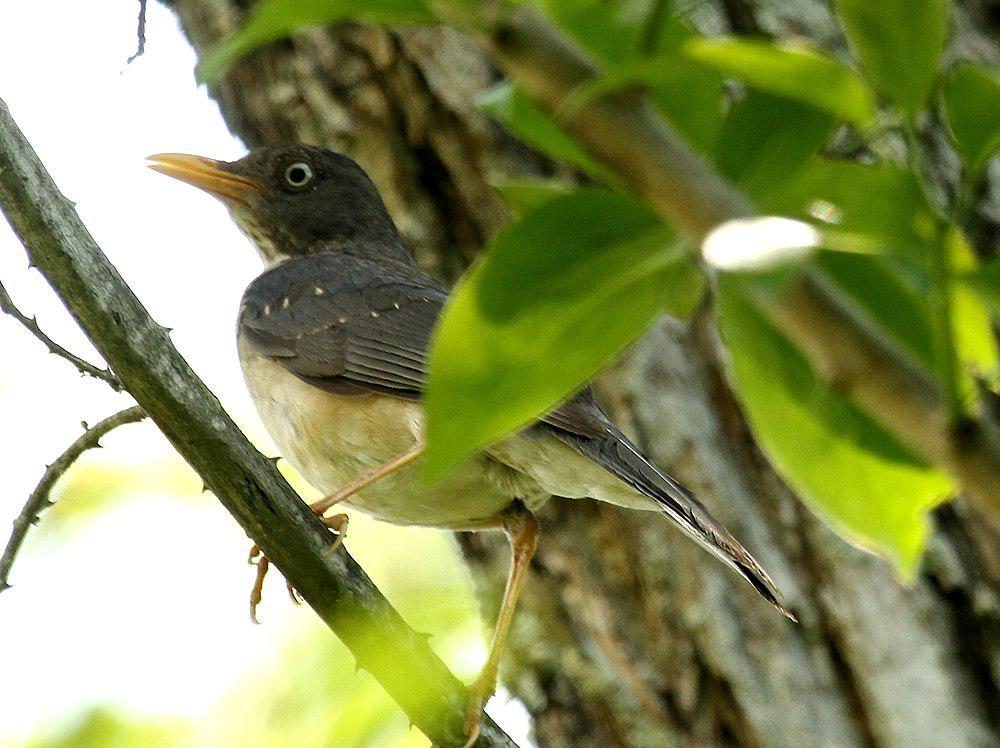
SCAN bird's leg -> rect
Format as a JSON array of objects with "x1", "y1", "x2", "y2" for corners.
[
  {"x1": 463, "y1": 502, "x2": 540, "y2": 747},
  {"x1": 310, "y1": 442, "x2": 424, "y2": 515},
  {"x1": 247, "y1": 442, "x2": 424, "y2": 623}
]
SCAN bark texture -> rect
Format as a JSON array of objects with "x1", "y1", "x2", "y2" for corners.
[{"x1": 162, "y1": 1, "x2": 1000, "y2": 745}]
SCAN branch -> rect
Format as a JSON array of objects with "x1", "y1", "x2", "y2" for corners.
[
  {"x1": 0, "y1": 278, "x2": 123, "y2": 391},
  {"x1": 127, "y1": 0, "x2": 148, "y2": 64},
  {"x1": 0, "y1": 406, "x2": 146, "y2": 592},
  {"x1": 462, "y1": 3, "x2": 1000, "y2": 521},
  {"x1": 0, "y1": 98, "x2": 514, "y2": 748}
]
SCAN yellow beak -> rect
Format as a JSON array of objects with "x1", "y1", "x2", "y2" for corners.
[{"x1": 146, "y1": 153, "x2": 262, "y2": 204}]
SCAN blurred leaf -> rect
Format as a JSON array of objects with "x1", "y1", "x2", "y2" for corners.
[
  {"x1": 491, "y1": 177, "x2": 575, "y2": 216},
  {"x1": 564, "y1": 54, "x2": 724, "y2": 154},
  {"x1": 718, "y1": 283, "x2": 952, "y2": 577},
  {"x1": 834, "y1": 0, "x2": 947, "y2": 117},
  {"x1": 424, "y1": 189, "x2": 703, "y2": 478},
  {"x1": 942, "y1": 62, "x2": 1000, "y2": 175},
  {"x1": 716, "y1": 91, "x2": 835, "y2": 198},
  {"x1": 961, "y1": 259, "x2": 1000, "y2": 317},
  {"x1": 683, "y1": 37, "x2": 877, "y2": 128},
  {"x1": 948, "y1": 230, "x2": 999, "y2": 378},
  {"x1": 479, "y1": 83, "x2": 616, "y2": 182},
  {"x1": 763, "y1": 159, "x2": 937, "y2": 252},
  {"x1": 644, "y1": 55, "x2": 725, "y2": 154},
  {"x1": 49, "y1": 457, "x2": 203, "y2": 526},
  {"x1": 816, "y1": 252, "x2": 936, "y2": 369},
  {"x1": 29, "y1": 708, "x2": 183, "y2": 748},
  {"x1": 536, "y1": 3, "x2": 724, "y2": 153},
  {"x1": 197, "y1": 0, "x2": 433, "y2": 82},
  {"x1": 531, "y1": 0, "x2": 655, "y2": 65}
]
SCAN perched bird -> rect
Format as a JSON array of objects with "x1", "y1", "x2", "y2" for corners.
[{"x1": 149, "y1": 144, "x2": 793, "y2": 745}]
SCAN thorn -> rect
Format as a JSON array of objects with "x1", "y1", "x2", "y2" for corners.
[
  {"x1": 0, "y1": 581, "x2": 12, "y2": 593},
  {"x1": 266, "y1": 455, "x2": 281, "y2": 466},
  {"x1": 80, "y1": 420, "x2": 90, "y2": 431},
  {"x1": 29, "y1": 516, "x2": 41, "y2": 526}
]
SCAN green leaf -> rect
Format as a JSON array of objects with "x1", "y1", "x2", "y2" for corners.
[
  {"x1": 763, "y1": 160, "x2": 937, "y2": 251},
  {"x1": 424, "y1": 189, "x2": 704, "y2": 479},
  {"x1": 942, "y1": 62, "x2": 1000, "y2": 175},
  {"x1": 197, "y1": 0, "x2": 434, "y2": 83},
  {"x1": 479, "y1": 83, "x2": 616, "y2": 183},
  {"x1": 818, "y1": 252, "x2": 936, "y2": 368},
  {"x1": 947, "y1": 230, "x2": 999, "y2": 378},
  {"x1": 559, "y1": 54, "x2": 725, "y2": 155},
  {"x1": 834, "y1": 0, "x2": 948, "y2": 117},
  {"x1": 716, "y1": 91, "x2": 836, "y2": 198},
  {"x1": 718, "y1": 283, "x2": 952, "y2": 577},
  {"x1": 961, "y1": 260, "x2": 1000, "y2": 318},
  {"x1": 491, "y1": 178, "x2": 575, "y2": 216},
  {"x1": 531, "y1": 0, "x2": 654, "y2": 65},
  {"x1": 683, "y1": 37, "x2": 877, "y2": 128}
]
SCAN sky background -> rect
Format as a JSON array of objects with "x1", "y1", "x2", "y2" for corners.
[{"x1": 0, "y1": 2, "x2": 529, "y2": 745}]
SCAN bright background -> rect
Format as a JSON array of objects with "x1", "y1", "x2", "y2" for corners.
[{"x1": 0, "y1": 2, "x2": 530, "y2": 746}]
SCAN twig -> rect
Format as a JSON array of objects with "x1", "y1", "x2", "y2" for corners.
[
  {"x1": 0, "y1": 97, "x2": 513, "y2": 748},
  {"x1": 0, "y1": 278, "x2": 123, "y2": 391},
  {"x1": 0, "y1": 406, "x2": 146, "y2": 592},
  {"x1": 457, "y1": 3, "x2": 1000, "y2": 523},
  {"x1": 127, "y1": 0, "x2": 148, "y2": 64}
]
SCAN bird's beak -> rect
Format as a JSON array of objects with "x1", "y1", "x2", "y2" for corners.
[{"x1": 146, "y1": 153, "x2": 262, "y2": 204}]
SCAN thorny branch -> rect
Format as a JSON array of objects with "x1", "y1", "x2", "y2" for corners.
[
  {"x1": 0, "y1": 278, "x2": 123, "y2": 391},
  {"x1": 0, "y1": 405, "x2": 147, "y2": 592}
]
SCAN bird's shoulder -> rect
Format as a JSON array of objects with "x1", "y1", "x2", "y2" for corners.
[{"x1": 238, "y1": 249, "x2": 445, "y2": 395}]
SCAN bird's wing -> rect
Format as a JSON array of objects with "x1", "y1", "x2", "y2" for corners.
[
  {"x1": 241, "y1": 250, "x2": 791, "y2": 617},
  {"x1": 241, "y1": 252, "x2": 623, "y2": 429},
  {"x1": 239, "y1": 251, "x2": 442, "y2": 398},
  {"x1": 548, "y1": 417, "x2": 794, "y2": 619}
]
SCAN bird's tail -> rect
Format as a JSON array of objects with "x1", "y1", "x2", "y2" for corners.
[{"x1": 561, "y1": 428, "x2": 795, "y2": 621}]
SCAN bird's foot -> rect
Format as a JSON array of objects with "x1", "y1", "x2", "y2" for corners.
[
  {"x1": 462, "y1": 671, "x2": 497, "y2": 748},
  {"x1": 246, "y1": 512, "x2": 349, "y2": 623}
]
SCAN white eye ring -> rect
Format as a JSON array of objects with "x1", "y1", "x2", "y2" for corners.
[{"x1": 284, "y1": 162, "x2": 313, "y2": 187}]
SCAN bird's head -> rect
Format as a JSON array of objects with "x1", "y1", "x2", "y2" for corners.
[{"x1": 148, "y1": 144, "x2": 402, "y2": 265}]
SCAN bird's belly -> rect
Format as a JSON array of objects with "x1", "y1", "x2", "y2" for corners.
[{"x1": 239, "y1": 343, "x2": 541, "y2": 528}]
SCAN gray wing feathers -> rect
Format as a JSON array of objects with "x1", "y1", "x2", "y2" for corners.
[
  {"x1": 239, "y1": 251, "x2": 441, "y2": 397},
  {"x1": 553, "y1": 424, "x2": 794, "y2": 619}
]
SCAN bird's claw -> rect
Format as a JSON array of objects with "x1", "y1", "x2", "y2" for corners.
[
  {"x1": 249, "y1": 553, "x2": 269, "y2": 624},
  {"x1": 246, "y1": 514, "x2": 348, "y2": 620},
  {"x1": 322, "y1": 512, "x2": 349, "y2": 557}
]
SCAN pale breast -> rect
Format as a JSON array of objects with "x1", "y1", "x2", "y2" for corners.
[{"x1": 238, "y1": 336, "x2": 546, "y2": 528}]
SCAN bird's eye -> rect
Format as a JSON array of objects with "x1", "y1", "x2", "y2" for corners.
[{"x1": 284, "y1": 162, "x2": 313, "y2": 188}]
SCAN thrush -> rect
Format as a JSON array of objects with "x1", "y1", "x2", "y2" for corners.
[{"x1": 148, "y1": 144, "x2": 793, "y2": 745}]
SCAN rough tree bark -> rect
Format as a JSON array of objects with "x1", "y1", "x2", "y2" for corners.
[{"x1": 161, "y1": 1, "x2": 1000, "y2": 745}]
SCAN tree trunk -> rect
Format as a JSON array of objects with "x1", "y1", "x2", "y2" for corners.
[{"x1": 161, "y1": 1, "x2": 1000, "y2": 745}]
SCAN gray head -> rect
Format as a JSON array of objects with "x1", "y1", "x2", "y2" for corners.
[{"x1": 149, "y1": 144, "x2": 406, "y2": 265}]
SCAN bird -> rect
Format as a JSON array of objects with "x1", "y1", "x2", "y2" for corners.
[{"x1": 148, "y1": 143, "x2": 793, "y2": 746}]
